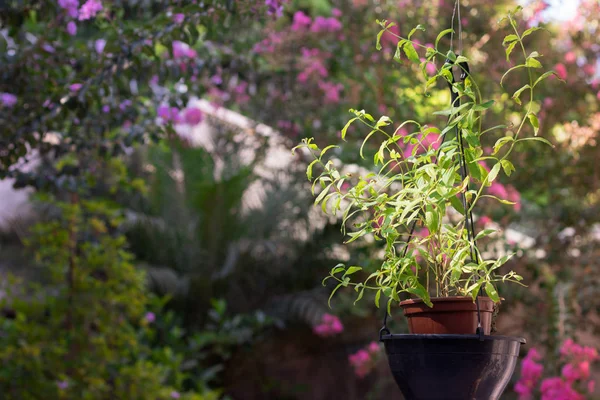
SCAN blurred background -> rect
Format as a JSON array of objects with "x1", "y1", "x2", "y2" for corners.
[{"x1": 0, "y1": 0, "x2": 599, "y2": 399}]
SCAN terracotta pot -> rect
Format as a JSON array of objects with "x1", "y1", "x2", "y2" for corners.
[{"x1": 399, "y1": 296, "x2": 495, "y2": 334}]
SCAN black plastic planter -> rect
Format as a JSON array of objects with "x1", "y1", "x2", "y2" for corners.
[{"x1": 381, "y1": 334, "x2": 525, "y2": 400}]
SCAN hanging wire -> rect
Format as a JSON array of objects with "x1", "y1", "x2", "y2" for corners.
[{"x1": 450, "y1": 0, "x2": 463, "y2": 55}]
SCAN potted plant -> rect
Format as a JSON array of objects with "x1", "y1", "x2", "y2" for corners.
[{"x1": 294, "y1": 6, "x2": 556, "y2": 399}]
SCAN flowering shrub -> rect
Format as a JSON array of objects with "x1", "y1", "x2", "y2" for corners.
[
  {"x1": 348, "y1": 342, "x2": 382, "y2": 378},
  {"x1": 514, "y1": 340, "x2": 599, "y2": 400}
]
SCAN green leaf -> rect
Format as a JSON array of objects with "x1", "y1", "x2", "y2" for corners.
[
  {"x1": 425, "y1": 204, "x2": 439, "y2": 233},
  {"x1": 354, "y1": 286, "x2": 365, "y2": 304},
  {"x1": 475, "y1": 229, "x2": 497, "y2": 241},
  {"x1": 512, "y1": 84, "x2": 531, "y2": 105},
  {"x1": 341, "y1": 117, "x2": 358, "y2": 140},
  {"x1": 528, "y1": 113, "x2": 540, "y2": 135},
  {"x1": 526, "y1": 57, "x2": 542, "y2": 69},
  {"x1": 408, "y1": 24, "x2": 425, "y2": 39},
  {"x1": 435, "y1": 28, "x2": 453, "y2": 49},
  {"x1": 505, "y1": 41, "x2": 518, "y2": 62},
  {"x1": 500, "y1": 160, "x2": 515, "y2": 176},
  {"x1": 359, "y1": 130, "x2": 378, "y2": 159},
  {"x1": 487, "y1": 163, "x2": 501, "y2": 184},
  {"x1": 320, "y1": 145, "x2": 338, "y2": 158},
  {"x1": 533, "y1": 71, "x2": 559, "y2": 87},
  {"x1": 485, "y1": 282, "x2": 500, "y2": 302},
  {"x1": 344, "y1": 266, "x2": 363, "y2": 276},
  {"x1": 314, "y1": 183, "x2": 332, "y2": 204},
  {"x1": 331, "y1": 264, "x2": 345, "y2": 274},
  {"x1": 306, "y1": 159, "x2": 318, "y2": 180},
  {"x1": 493, "y1": 136, "x2": 514, "y2": 155},
  {"x1": 473, "y1": 100, "x2": 495, "y2": 111},
  {"x1": 376, "y1": 28, "x2": 386, "y2": 50},
  {"x1": 375, "y1": 289, "x2": 381, "y2": 308},
  {"x1": 517, "y1": 136, "x2": 554, "y2": 147},
  {"x1": 500, "y1": 64, "x2": 526, "y2": 87},
  {"x1": 521, "y1": 26, "x2": 543, "y2": 39},
  {"x1": 406, "y1": 283, "x2": 431, "y2": 307},
  {"x1": 402, "y1": 42, "x2": 420, "y2": 63},
  {"x1": 455, "y1": 55, "x2": 469, "y2": 64},
  {"x1": 328, "y1": 283, "x2": 343, "y2": 307},
  {"x1": 449, "y1": 195, "x2": 465, "y2": 215},
  {"x1": 502, "y1": 34, "x2": 518, "y2": 46}
]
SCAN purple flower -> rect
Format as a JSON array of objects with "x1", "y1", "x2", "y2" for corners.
[
  {"x1": 170, "y1": 392, "x2": 181, "y2": 399},
  {"x1": 78, "y1": 0, "x2": 103, "y2": 21},
  {"x1": 1, "y1": 93, "x2": 17, "y2": 107},
  {"x1": 332, "y1": 8, "x2": 342, "y2": 17},
  {"x1": 69, "y1": 83, "x2": 83, "y2": 91},
  {"x1": 58, "y1": 0, "x2": 79, "y2": 18},
  {"x1": 183, "y1": 107, "x2": 203, "y2": 126},
  {"x1": 42, "y1": 43, "x2": 56, "y2": 53},
  {"x1": 57, "y1": 381, "x2": 69, "y2": 390},
  {"x1": 172, "y1": 13, "x2": 184, "y2": 24},
  {"x1": 145, "y1": 312, "x2": 156, "y2": 323},
  {"x1": 210, "y1": 74, "x2": 223, "y2": 85},
  {"x1": 102, "y1": 105, "x2": 110, "y2": 113},
  {"x1": 265, "y1": 0, "x2": 284, "y2": 17},
  {"x1": 95, "y1": 39, "x2": 106, "y2": 54},
  {"x1": 66, "y1": 21, "x2": 77, "y2": 36},
  {"x1": 119, "y1": 100, "x2": 132, "y2": 111}
]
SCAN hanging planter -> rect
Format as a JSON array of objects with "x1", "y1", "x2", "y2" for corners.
[
  {"x1": 294, "y1": 3, "x2": 556, "y2": 399},
  {"x1": 380, "y1": 334, "x2": 524, "y2": 400}
]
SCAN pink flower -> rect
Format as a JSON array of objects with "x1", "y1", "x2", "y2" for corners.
[
  {"x1": 70, "y1": 83, "x2": 83, "y2": 91},
  {"x1": 368, "y1": 342, "x2": 380, "y2": 353},
  {"x1": 1, "y1": 93, "x2": 17, "y2": 107},
  {"x1": 145, "y1": 312, "x2": 156, "y2": 323},
  {"x1": 172, "y1": 41, "x2": 196, "y2": 59},
  {"x1": 183, "y1": 107, "x2": 203, "y2": 126},
  {"x1": 564, "y1": 51, "x2": 576, "y2": 63},
  {"x1": 478, "y1": 216, "x2": 492, "y2": 226},
  {"x1": 67, "y1": 21, "x2": 77, "y2": 36},
  {"x1": 318, "y1": 81, "x2": 343, "y2": 104},
  {"x1": 291, "y1": 11, "x2": 312, "y2": 31},
  {"x1": 313, "y1": 313, "x2": 344, "y2": 337},
  {"x1": 170, "y1": 391, "x2": 181, "y2": 399},
  {"x1": 332, "y1": 8, "x2": 342, "y2": 17},
  {"x1": 426, "y1": 61, "x2": 436, "y2": 75},
  {"x1": 95, "y1": 39, "x2": 106, "y2": 54},
  {"x1": 555, "y1": 63, "x2": 567, "y2": 80},
  {"x1": 561, "y1": 363, "x2": 579, "y2": 382},
  {"x1": 172, "y1": 13, "x2": 184, "y2": 24},
  {"x1": 310, "y1": 16, "x2": 342, "y2": 33},
  {"x1": 78, "y1": 0, "x2": 102, "y2": 20},
  {"x1": 488, "y1": 182, "x2": 509, "y2": 199},
  {"x1": 506, "y1": 185, "x2": 521, "y2": 211},
  {"x1": 58, "y1": 0, "x2": 79, "y2": 18},
  {"x1": 588, "y1": 380, "x2": 595, "y2": 394},
  {"x1": 583, "y1": 63, "x2": 596, "y2": 76}
]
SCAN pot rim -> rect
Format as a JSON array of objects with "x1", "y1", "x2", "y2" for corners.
[
  {"x1": 380, "y1": 333, "x2": 525, "y2": 344},
  {"x1": 399, "y1": 295, "x2": 500, "y2": 306}
]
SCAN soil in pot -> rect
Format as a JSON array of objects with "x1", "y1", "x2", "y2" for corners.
[{"x1": 399, "y1": 296, "x2": 495, "y2": 335}]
